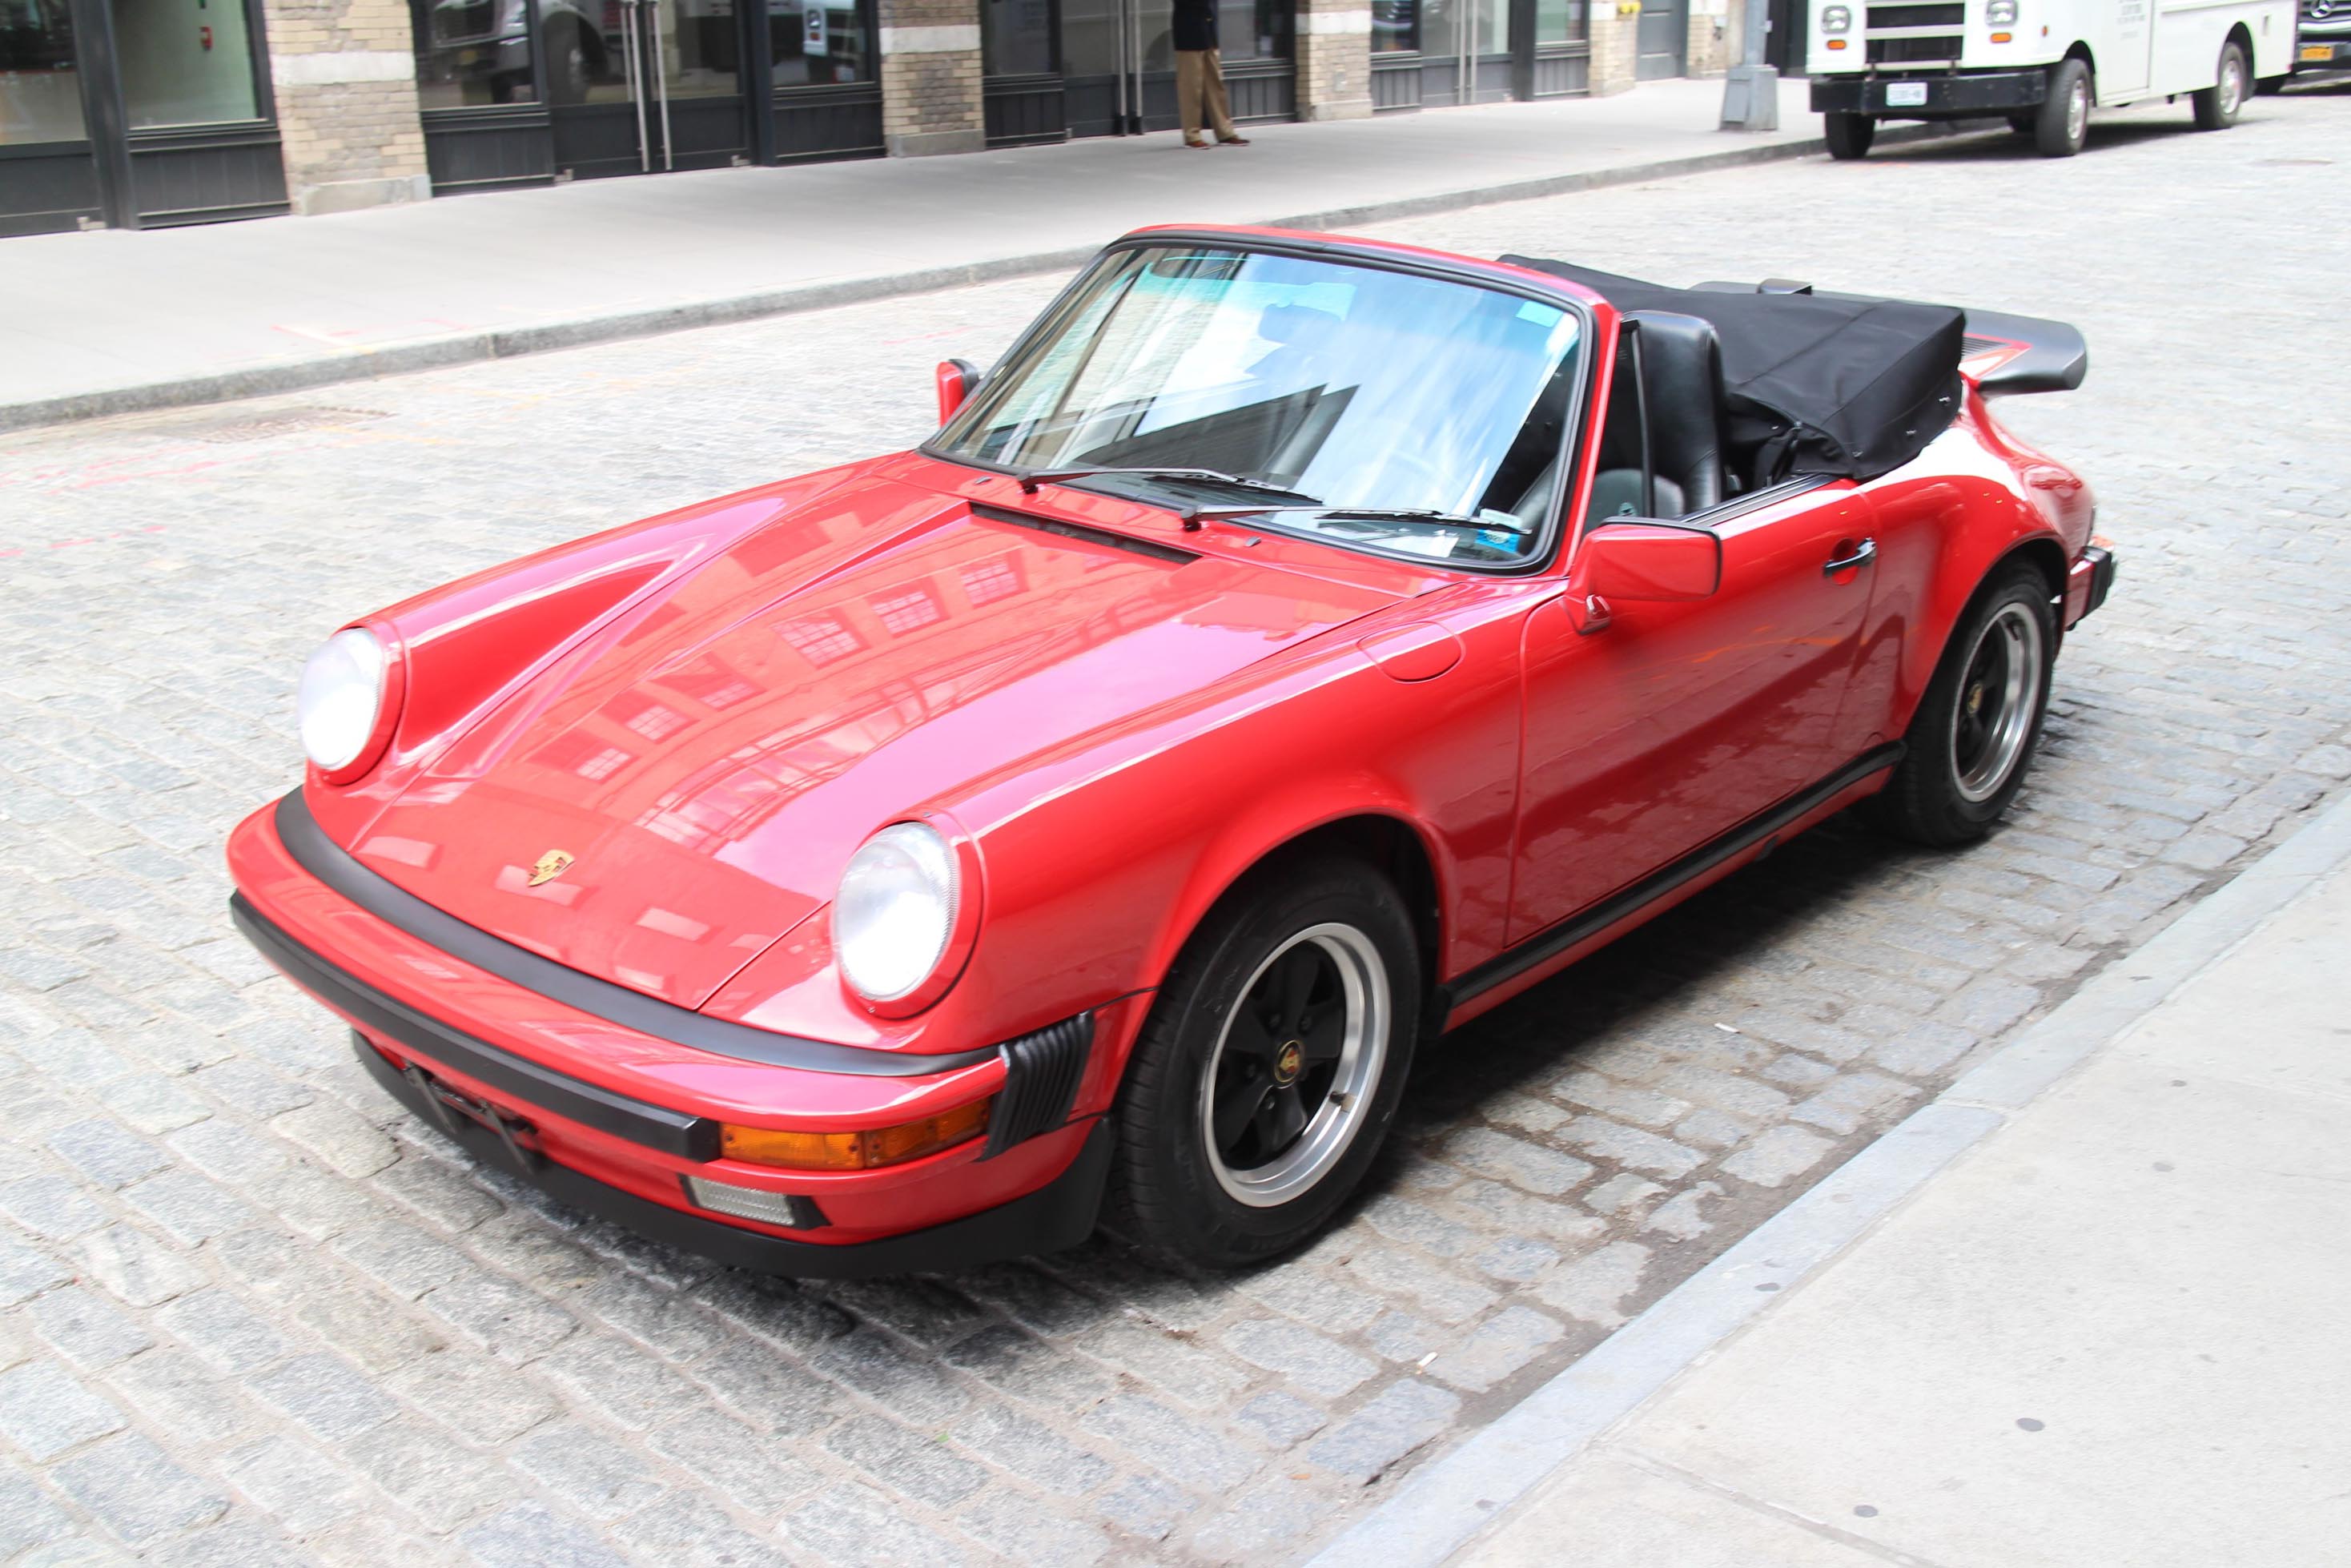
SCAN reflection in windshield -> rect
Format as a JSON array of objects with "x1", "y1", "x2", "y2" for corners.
[{"x1": 934, "y1": 246, "x2": 1585, "y2": 563}]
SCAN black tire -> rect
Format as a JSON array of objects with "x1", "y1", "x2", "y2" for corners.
[
  {"x1": 1109, "y1": 856, "x2": 1421, "y2": 1270},
  {"x1": 2036, "y1": 58, "x2": 2092, "y2": 157},
  {"x1": 1825, "y1": 111, "x2": 1877, "y2": 161},
  {"x1": 1870, "y1": 561, "x2": 2058, "y2": 847},
  {"x1": 2192, "y1": 39, "x2": 2249, "y2": 129},
  {"x1": 2006, "y1": 111, "x2": 2036, "y2": 134}
]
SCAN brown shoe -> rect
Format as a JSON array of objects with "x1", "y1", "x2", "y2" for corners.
[
  {"x1": 1184, "y1": 136, "x2": 1212, "y2": 148},
  {"x1": 1217, "y1": 135, "x2": 1252, "y2": 146}
]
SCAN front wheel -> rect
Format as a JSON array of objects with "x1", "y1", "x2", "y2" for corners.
[
  {"x1": 1109, "y1": 858, "x2": 1421, "y2": 1269},
  {"x1": 2192, "y1": 40, "x2": 2249, "y2": 129},
  {"x1": 1870, "y1": 562, "x2": 2057, "y2": 847},
  {"x1": 1825, "y1": 111, "x2": 1876, "y2": 161},
  {"x1": 2036, "y1": 58, "x2": 2092, "y2": 157}
]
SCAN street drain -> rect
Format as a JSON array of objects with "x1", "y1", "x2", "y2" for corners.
[{"x1": 171, "y1": 406, "x2": 392, "y2": 443}]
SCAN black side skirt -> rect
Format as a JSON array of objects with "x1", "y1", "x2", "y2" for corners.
[{"x1": 1445, "y1": 742, "x2": 1905, "y2": 1008}]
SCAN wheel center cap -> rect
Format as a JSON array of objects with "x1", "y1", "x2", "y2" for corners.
[{"x1": 1273, "y1": 1041, "x2": 1304, "y2": 1086}]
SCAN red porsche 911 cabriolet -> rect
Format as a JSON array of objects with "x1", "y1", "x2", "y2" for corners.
[{"x1": 227, "y1": 226, "x2": 2114, "y2": 1276}]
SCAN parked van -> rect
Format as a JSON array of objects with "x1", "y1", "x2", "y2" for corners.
[{"x1": 1808, "y1": 0, "x2": 2296, "y2": 157}]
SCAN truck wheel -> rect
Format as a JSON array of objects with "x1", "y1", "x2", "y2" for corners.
[
  {"x1": 1868, "y1": 561, "x2": 2057, "y2": 847},
  {"x1": 1109, "y1": 857, "x2": 1421, "y2": 1270},
  {"x1": 2192, "y1": 39, "x2": 2249, "y2": 129},
  {"x1": 1825, "y1": 112, "x2": 1876, "y2": 160},
  {"x1": 2035, "y1": 58, "x2": 2091, "y2": 157}
]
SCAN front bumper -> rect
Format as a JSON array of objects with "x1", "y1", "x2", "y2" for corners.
[
  {"x1": 2297, "y1": 36, "x2": 2351, "y2": 69},
  {"x1": 351, "y1": 1020, "x2": 1114, "y2": 1278},
  {"x1": 1811, "y1": 69, "x2": 2048, "y2": 116},
  {"x1": 227, "y1": 792, "x2": 1117, "y2": 1276}
]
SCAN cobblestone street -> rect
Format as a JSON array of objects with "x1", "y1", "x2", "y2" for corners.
[{"x1": 3, "y1": 90, "x2": 2349, "y2": 1566}]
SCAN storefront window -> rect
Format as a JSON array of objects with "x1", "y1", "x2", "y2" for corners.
[
  {"x1": 1533, "y1": 0, "x2": 1581, "y2": 42},
  {"x1": 1217, "y1": 0, "x2": 1289, "y2": 59},
  {"x1": 771, "y1": 0, "x2": 871, "y2": 84},
  {"x1": 1370, "y1": 0, "x2": 1414, "y2": 53},
  {"x1": 113, "y1": 0, "x2": 260, "y2": 127},
  {"x1": 2, "y1": 0, "x2": 87, "y2": 143},
  {"x1": 409, "y1": 0, "x2": 539, "y2": 107},
  {"x1": 981, "y1": 0, "x2": 1051, "y2": 75}
]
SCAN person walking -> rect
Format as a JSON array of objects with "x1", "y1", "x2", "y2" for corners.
[{"x1": 1173, "y1": 0, "x2": 1250, "y2": 148}]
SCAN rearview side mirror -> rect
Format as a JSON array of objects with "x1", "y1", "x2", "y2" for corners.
[
  {"x1": 1577, "y1": 520, "x2": 1722, "y2": 602},
  {"x1": 935, "y1": 358, "x2": 980, "y2": 425}
]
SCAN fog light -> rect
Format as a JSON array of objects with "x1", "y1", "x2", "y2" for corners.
[
  {"x1": 719, "y1": 1097, "x2": 995, "y2": 1172},
  {"x1": 681, "y1": 1176, "x2": 823, "y2": 1228}
]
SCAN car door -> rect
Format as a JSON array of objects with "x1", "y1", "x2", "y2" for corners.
[{"x1": 1509, "y1": 480, "x2": 1879, "y2": 944}]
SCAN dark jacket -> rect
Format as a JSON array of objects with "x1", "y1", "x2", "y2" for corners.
[{"x1": 1171, "y1": 0, "x2": 1219, "y2": 52}]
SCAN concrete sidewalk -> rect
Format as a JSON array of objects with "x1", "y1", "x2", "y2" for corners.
[
  {"x1": 1316, "y1": 790, "x2": 2351, "y2": 1568},
  {"x1": 0, "y1": 76, "x2": 1872, "y2": 432}
]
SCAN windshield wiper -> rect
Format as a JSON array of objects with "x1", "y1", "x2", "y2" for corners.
[
  {"x1": 1017, "y1": 466, "x2": 1323, "y2": 504},
  {"x1": 1191, "y1": 502, "x2": 1537, "y2": 538}
]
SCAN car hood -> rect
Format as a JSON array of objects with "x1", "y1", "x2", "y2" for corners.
[{"x1": 346, "y1": 478, "x2": 1399, "y2": 1010}]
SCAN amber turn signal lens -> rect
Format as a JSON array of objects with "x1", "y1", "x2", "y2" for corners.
[
  {"x1": 720, "y1": 1097, "x2": 994, "y2": 1172},
  {"x1": 1990, "y1": 30, "x2": 2012, "y2": 40},
  {"x1": 1826, "y1": 37, "x2": 1848, "y2": 48}
]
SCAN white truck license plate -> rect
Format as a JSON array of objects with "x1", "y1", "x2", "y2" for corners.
[{"x1": 1886, "y1": 82, "x2": 1929, "y2": 107}]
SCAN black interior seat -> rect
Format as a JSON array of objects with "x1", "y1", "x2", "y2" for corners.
[
  {"x1": 1628, "y1": 310, "x2": 1730, "y2": 515},
  {"x1": 1585, "y1": 309, "x2": 1732, "y2": 522}
]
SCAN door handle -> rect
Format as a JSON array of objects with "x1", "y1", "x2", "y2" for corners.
[{"x1": 1824, "y1": 537, "x2": 1877, "y2": 576}]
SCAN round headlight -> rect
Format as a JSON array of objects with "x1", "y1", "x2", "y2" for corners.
[
  {"x1": 297, "y1": 627, "x2": 389, "y2": 774},
  {"x1": 834, "y1": 822, "x2": 961, "y2": 1005}
]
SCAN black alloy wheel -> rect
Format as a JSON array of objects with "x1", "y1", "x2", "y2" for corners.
[
  {"x1": 1869, "y1": 560, "x2": 2058, "y2": 846},
  {"x1": 1109, "y1": 856, "x2": 1421, "y2": 1269}
]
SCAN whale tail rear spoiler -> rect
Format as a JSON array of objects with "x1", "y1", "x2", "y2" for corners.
[{"x1": 1687, "y1": 279, "x2": 2088, "y2": 398}]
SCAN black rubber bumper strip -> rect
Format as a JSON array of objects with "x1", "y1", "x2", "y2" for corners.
[
  {"x1": 266, "y1": 790, "x2": 995, "y2": 1077},
  {"x1": 354, "y1": 1031, "x2": 1114, "y2": 1280},
  {"x1": 234, "y1": 892, "x2": 723, "y2": 1160}
]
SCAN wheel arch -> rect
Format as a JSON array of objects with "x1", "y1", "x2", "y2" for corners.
[
  {"x1": 1895, "y1": 529, "x2": 2071, "y2": 732},
  {"x1": 1143, "y1": 808, "x2": 1449, "y2": 1027}
]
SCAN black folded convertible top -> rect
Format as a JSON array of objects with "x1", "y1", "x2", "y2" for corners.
[{"x1": 1500, "y1": 255, "x2": 1966, "y2": 482}]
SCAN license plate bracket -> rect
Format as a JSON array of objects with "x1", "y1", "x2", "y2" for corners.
[{"x1": 401, "y1": 1060, "x2": 544, "y2": 1173}]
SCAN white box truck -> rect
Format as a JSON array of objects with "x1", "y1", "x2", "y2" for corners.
[{"x1": 1808, "y1": 0, "x2": 2296, "y2": 158}]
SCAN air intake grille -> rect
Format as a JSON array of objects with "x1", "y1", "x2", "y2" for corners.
[
  {"x1": 983, "y1": 1013, "x2": 1094, "y2": 1157},
  {"x1": 1867, "y1": 2, "x2": 1963, "y2": 24},
  {"x1": 1869, "y1": 34, "x2": 1961, "y2": 62}
]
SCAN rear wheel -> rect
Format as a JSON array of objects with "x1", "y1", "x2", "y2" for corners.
[
  {"x1": 1825, "y1": 111, "x2": 1877, "y2": 160},
  {"x1": 1870, "y1": 561, "x2": 2057, "y2": 846},
  {"x1": 2192, "y1": 39, "x2": 2249, "y2": 129},
  {"x1": 2036, "y1": 58, "x2": 2092, "y2": 157},
  {"x1": 1110, "y1": 858, "x2": 1421, "y2": 1269}
]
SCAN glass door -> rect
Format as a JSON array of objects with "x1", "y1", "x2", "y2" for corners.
[
  {"x1": 1060, "y1": 0, "x2": 1171, "y2": 136},
  {"x1": 549, "y1": 0, "x2": 745, "y2": 179},
  {"x1": 1420, "y1": 0, "x2": 1509, "y2": 103}
]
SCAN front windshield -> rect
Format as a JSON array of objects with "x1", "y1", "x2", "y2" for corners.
[{"x1": 932, "y1": 244, "x2": 1587, "y2": 565}]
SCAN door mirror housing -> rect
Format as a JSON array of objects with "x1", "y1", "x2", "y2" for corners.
[
  {"x1": 1576, "y1": 521, "x2": 1722, "y2": 601},
  {"x1": 935, "y1": 359, "x2": 980, "y2": 425}
]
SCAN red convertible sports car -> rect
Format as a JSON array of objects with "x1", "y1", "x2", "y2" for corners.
[{"x1": 227, "y1": 226, "x2": 2113, "y2": 1277}]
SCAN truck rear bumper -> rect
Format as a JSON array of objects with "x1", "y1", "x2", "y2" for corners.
[{"x1": 1811, "y1": 69, "x2": 2047, "y2": 115}]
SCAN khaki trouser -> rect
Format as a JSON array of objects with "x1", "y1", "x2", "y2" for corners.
[{"x1": 1176, "y1": 49, "x2": 1238, "y2": 142}]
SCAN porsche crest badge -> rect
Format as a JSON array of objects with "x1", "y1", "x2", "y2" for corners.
[{"x1": 527, "y1": 850, "x2": 575, "y2": 887}]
